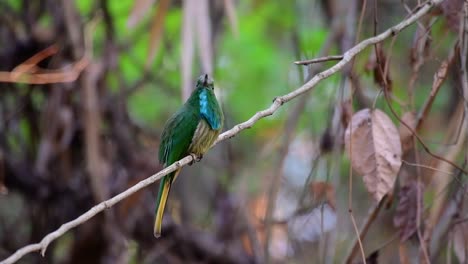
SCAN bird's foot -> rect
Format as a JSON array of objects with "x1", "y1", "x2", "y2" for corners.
[{"x1": 189, "y1": 153, "x2": 202, "y2": 165}]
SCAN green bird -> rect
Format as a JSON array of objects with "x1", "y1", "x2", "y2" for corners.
[{"x1": 154, "y1": 74, "x2": 224, "y2": 237}]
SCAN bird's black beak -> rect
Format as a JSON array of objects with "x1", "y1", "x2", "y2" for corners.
[{"x1": 203, "y1": 74, "x2": 208, "y2": 86}]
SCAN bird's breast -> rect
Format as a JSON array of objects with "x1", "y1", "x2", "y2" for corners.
[{"x1": 188, "y1": 119, "x2": 220, "y2": 155}]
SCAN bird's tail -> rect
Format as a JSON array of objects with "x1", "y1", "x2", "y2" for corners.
[{"x1": 153, "y1": 169, "x2": 179, "y2": 238}]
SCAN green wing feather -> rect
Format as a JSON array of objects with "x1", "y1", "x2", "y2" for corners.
[
  {"x1": 159, "y1": 107, "x2": 200, "y2": 165},
  {"x1": 154, "y1": 106, "x2": 199, "y2": 237}
]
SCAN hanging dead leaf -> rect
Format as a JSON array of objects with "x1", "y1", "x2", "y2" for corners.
[
  {"x1": 440, "y1": 0, "x2": 464, "y2": 32},
  {"x1": 195, "y1": 0, "x2": 213, "y2": 74},
  {"x1": 181, "y1": 0, "x2": 196, "y2": 100},
  {"x1": 127, "y1": 0, "x2": 156, "y2": 28},
  {"x1": 145, "y1": 0, "x2": 172, "y2": 68},
  {"x1": 241, "y1": 195, "x2": 288, "y2": 260},
  {"x1": 453, "y1": 221, "x2": 468, "y2": 263},
  {"x1": 309, "y1": 181, "x2": 336, "y2": 210},
  {"x1": 319, "y1": 127, "x2": 334, "y2": 154},
  {"x1": 399, "y1": 111, "x2": 417, "y2": 154},
  {"x1": 393, "y1": 181, "x2": 424, "y2": 242},
  {"x1": 365, "y1": 44, "x2": 392, "y2": 91},
  {"x1": 0, "y1": 151, "x2": 6, "y2": 195},
  {"x1": 410, "y1": 25, "x2": 431, "y2": 69},
  {"x1": 432, "y1": 59, "x2": 450, "y2": 90},
  {"x1": 345, "y1": 108, "x2": 402, "y2": 201},
  {"x1": 223, "y1": 0, "x2": 239, "y2": 37},
  {"x1": 287, "y1": 203, "x2": 336, "y2": 242},
  {"x1": 416, "y1": 50, "x2": 455, "y2": 133},
  {"x1": 340, "y1": 99, "x2": 354, "y2": 129},
  {"x1": 356, "y1": 250, "x2": 379, "y2": 264}
]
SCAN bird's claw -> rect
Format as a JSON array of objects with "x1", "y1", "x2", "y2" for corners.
[{"x1": 189, "y1": 153, "x2": 202, "y2": 165}]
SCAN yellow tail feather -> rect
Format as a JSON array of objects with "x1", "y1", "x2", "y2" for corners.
[
  {"x1": 154, "y1": 179, "x2": 170, "y2": 238},
  {"x1": 153, "y1": 169, "x2": 180, "y2": 238}
]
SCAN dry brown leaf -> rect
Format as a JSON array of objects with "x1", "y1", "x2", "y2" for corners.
[
  {"x1": 309, "y1": 181, "x2": 336, "y2": 210},
  {"x1": 195, "y1": 0, "x2": 213, "y2": 75},
  {"x1": 181, "y1": 0, "x2": 196, "y2": 100},
  {"x1": 432, "y1": 59, "x2": 450, "y2": 90},
  {"x1": 440, "y1": 0, "x2": 464, "y2": 32},
  {"x1": 416, "y1": 50, "x2": 455, "y2": 132},
  {"x1": 127, "y1": 0, "x2": 156, "y2": 28},
  {"x1": 393, "y1": 181, "x2": 424, "y2": 242},
  {"x1": 340, "y1": 99, "x2": 354, "y2": 129},
  {"x1": 366, "y1": 251, "x2": 379, "y2": 264},
  {"x1": 365, "y1": 44, "x2": 392, "y2": 91},
  {"x1": 0, "y1": 151, "x2": 6, "y2": 195},
  {"x1": 453, "y1": 221, "x2": 468, "y2": 263},
  {"x1": 145, "y1": 0, "x2": 171, "y2": 68},
  {"x1": 319, "y1": 127, "x2": 334, "y2": 154},
  {"x1": 345, "y1": 108, "x2": 402, "y2": 201},
  {"x1": 181, "y1": 0, "x2": 213, "y2": 100},
  {"x1": 399, "y1": 111, "x2": 417, "y2": 154},
  {"x1": 241, "y1": 195, "x2": 288, "y2": 260},
  {"x1": 223, "y1": 0, "x2": 239, "y2": 37},
  {"x1": 410, "y1": 25, "x2": 431, "y2": 69},
  {"x1": 399, "y1": 243, "x2": 410, "y2": 264}
]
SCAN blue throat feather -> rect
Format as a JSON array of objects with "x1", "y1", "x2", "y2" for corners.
[{"x1": 199, "y1": 89, "x2": 221, "y2": 130}]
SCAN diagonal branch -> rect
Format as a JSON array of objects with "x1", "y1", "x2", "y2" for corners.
[{"x1": 0, "y1": 1, "x2": 446, "y2": 263}]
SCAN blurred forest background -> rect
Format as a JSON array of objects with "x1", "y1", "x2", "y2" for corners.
[{"x1": 0, "y1": 0, "x2": 467, "y2": 263}]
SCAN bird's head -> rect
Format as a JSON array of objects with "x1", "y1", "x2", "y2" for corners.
[{"x1": 196, "y1": 74, "x2": 214, "y2": 91}]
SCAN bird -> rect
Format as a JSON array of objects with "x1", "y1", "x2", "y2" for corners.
[{"x1": 154, "y1": 74, "x2": 224, "y2": 238}]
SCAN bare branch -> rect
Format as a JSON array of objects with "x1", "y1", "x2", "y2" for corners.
[
  {"x1": 416, "y1": 45, "x2": 457, "y2": 131},
  {"x1": 294, "y1": 55, "x2": 344, "y2": 65},
  {"x1": 0, "y1": 1, "x2": 446, "y2": 263},
  {"x1": 263, "y1": 22, "x2": 341, "y2": 263},
  {"x1": 460, "y1": 0, "x2": 468, "y2": 161},
  {"x1": 1, "y1": 155, "x2": 193, "y2": 264},
  {"x1": 0, "y1": 57, "x2": 89, "y2": 84},
  {"x1": 217, "y1": 0, "x2": 443, "y2": 143},
  {"x1": 11, "y1": 45, "x2": 59, "y2": 75}
]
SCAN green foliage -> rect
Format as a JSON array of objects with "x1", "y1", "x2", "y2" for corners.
[
  {"x1": 216, "y1": 2, "x2": 330, "y2": 138},
  {"x1": 128, "y1": 83, "x2": 180, "y2": 125},
  {"x1": 76, "y1": 0, "x2": 94, "y2": 15},
  {"x1": 75, "y1": 1, "x2": 331, "y2": 140},
  {"x1": 108, "y1": 0, "x2": 135, "y2": 36},
  {"x1": 4, "y1": 0, "x2": 21, "y2": 12}
]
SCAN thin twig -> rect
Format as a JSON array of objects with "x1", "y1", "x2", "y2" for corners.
[
  {"x1": 347, "y1": 0, "x2": 368, "y2": 262},
  {"x1": 416, "y1": 44, "x2": 457, "y2": 131},
  {"x1": 11, "y1": 45, "x2": 59, "y2": 75},
  {"x1": 1, "y1": 2, "x2": 446, "y2": 263},
  {"x1": 453, "y1": 216, "x2": 468, "y2": 225},
  {"x1": 345, "y1": 196, "x2": 389, "y2": 264},
  {"x1": 294, "y1": 55, "x2": 343, "y2": 65},
  {"x1": 348, "y1": 211, "x2": 368, "y2": 264},
  {"x1": 263, "y1": 22, "x2": 341, "y2": 263},
  {"x1": 381, "y1": 64, "x2": 467, "y2": 175},
  {"x1": 460, "y1": 0, "x2": 468, "y2": 162},
  {"x1": 402, "y1": 160, "x2": 455, "y2": 175},
  {"x1": 0, "y1": 58, "x2": 88, "y2": 84}
]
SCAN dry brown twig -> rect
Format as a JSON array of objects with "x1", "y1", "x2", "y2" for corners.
[
  {"x1": 263, "y1": 22, "x2": 341, "y2": 263},
  {"x1": 416, "y1": 45, "x2": 457, "y2": 131},
  {"x1": 0, "y1": 1, "x2": 448, "y2": 263},
  {"x1": 347, "y1": 0, "x2": 371, "y2": 262},
  {"x1": 294, "y1": 55, "x2": 344, "y2": 65},
  {"x1": 0, "y1": 45, "x2": 89, "y2": 84},
  {"x1": 10, "y1": 45, "x2": 59, "y2": 76},
  {"x1": 460, "y1": 0, "x2": 468, "y2": 160}
]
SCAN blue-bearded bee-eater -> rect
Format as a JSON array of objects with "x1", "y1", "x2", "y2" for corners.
[{"x1": 154, "y1": 74, "x2": 224, "y2": 237}]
